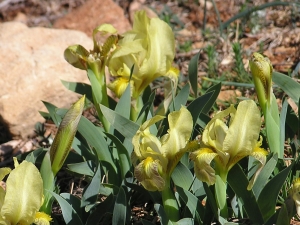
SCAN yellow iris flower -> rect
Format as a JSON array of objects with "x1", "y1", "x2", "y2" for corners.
[
  {"x1": 108, "y1": 10, "x2": 176, "y2": 98},
  {"x1": 290, "y1": 178, "x2": 300, "y2": 216},
  {"x1": 132, "y1": 107, "x2": 193, "y2": 191},
  {"x1": 190, "y1": 100, "x2": 268, "y2": 189},
  {"x1": 0, "y1": 158, "x2": 51, "y2": 225}
]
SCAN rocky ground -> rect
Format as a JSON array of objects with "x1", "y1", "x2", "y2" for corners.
[{"x1": 0, "y1": 0, "x2": 300, "y2": 224}]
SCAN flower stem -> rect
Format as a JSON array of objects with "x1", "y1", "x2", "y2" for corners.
[
  {"x1": 130, "y1": 96, "x2": 143, "y2": 122},
  {"x1": 87, "y1": 62, "x2": 110, "y2": 131},
  {"x1": 161, "y1": 177, "x2": 180, "y2": 222},
  {"x1": 215, "y1": 165, "x2": 229, "y2": 220}
]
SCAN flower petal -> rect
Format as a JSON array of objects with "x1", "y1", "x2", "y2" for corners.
[
  {"x1": 202, "y1": 104, "x2": 236, "y2": 150},
  {"x1": 134, "y1": 157, "x2": 165, "y2": 191},
  {"x1": 107, "y1": 77, "x2": 131, "y2": 98},
  {"x1": 160, "y1": 107, "x2": 193, "y2": 175},
  {"x1": 223, "y1": 100, "x2": 261, "y2": 161},
  {"x1": 0, "y1": 168, "x2": 11, "y2": 182},
  {"x1": 139, "y1": 15, "x2": 175, "y2": 77},
  {"x1": 1, "y1": 161, "x2": 43, "y2": 225},
  {"x1": 190, "y1": 148, "x2": 218, "y2": 185},
  {"x1": 290, "y1": 178, "x2": 300, "y2": 216},
  {"x1": 132, "y1": 115, "x2": 165, "y2": 160},
  {"x1": 161, "y1": 107, "x2": 193, "y2": 158},
  {"x1": 247, "y1": 137, "x2": 268, "y2": 190},
  {"x1": 34, "y1": 212, "x2": 52, "y2": 225},
  {"x1": 206, "y1": 118, "x2": 228, "y2": 152}
]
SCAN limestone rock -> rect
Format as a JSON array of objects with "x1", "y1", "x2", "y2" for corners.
[
  {"x1": 53, "y1": 0, "x2": 132, "y2": 38},
  {"x1": 0, "y1": 22, "x2": 92, "y2": 138}
]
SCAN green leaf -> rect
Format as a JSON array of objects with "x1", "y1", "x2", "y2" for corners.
[
  {"x1": 72, "y1": 135, "x2": 95, "y2": 161},
  {"x1": 173, "y1": 83, "x2": 190, "y2": 111},
  {"x1": 138, "y1": 91, "x2": 155, "y2": 124},
  {"x1": 61, "y1": 80, "x2": 93, "y2": 102},
  {"x1": 41, "y1": 101, "x2": 61, "y2": 126},
  {"x1": 228, "y1": 164, "x2": 264, "y2": 224},
  {"x1": 215, "y1": 175, "x2": 227, "y2": 218},
  {"x1": 273, "y1": 71, "x2": 300, "y2": 104},
  {"x1": 100, "y1": 104, "x2": 140, "y2": 139},
  {"x1": 142, "y1": 220, "x2": 155, "y2": 225},
  {"x1": 188, "y1": 51, "x2": 200, "y2": 97},
  {"x1": 40, "y1": 152, "x2": 55, "y2": 214},
  {"x1": 265, "y1": 93, "x2": 282, "y2": 158},
  {"x1": 105, "y1": 133, "x2": 131, "y2": 179},
  {"x1": 88, "y1": 67, "x2": 104, "y2": 104},
  {"x1": 50, "y1": 95, "x2": 85, "y2": 176},
  {"x1": 49, "y1": 191, "x2": 84, "y2": 225},
  {"x1": 24, "y1": 147, "x2": 45, "y2": 164},
  {"x1": 280, "y1": 99, "x2": 288, "y2": 156},
  {"x1": 60, "y1": 193, "x2": 83, "y2": 220},
  {"x1": 115, "y1": 84, "x2": 131, "y2": 119},
  {"x1": 252, "y1": 153, "x2": 278, "y2": 198},
  {"x1": 67, "y1": 161, "x2": 95, "y2": 176},
  {"x1": 124, "y1": 179, "x2": 160, "y2": 203},
  {"x1": 258, "y1": 163, "x2": 293, "y2": 222},
  {"x1": 176, "y1": 218, "x2": 194, "y2": 225},
  {"x1": 275, "y1": 201, "x2": 291, "y2": 225},
  {"x1": 154, "y1": 203, "x2": 173, "y2": 225},
  {"x1": 187, "y1": 91, "x2": 214, "y2": 128},
  {"x1": 77, "y1": 116, "x2": 116, "y2": 172},
  {"x1": 172, "y1": 162, "x2": 193, "y2": 190},
  {"x1": 203, "y1": 183, "x2": 218, "y2": 221},
  {"x1": 176, "y1": 186, "x2": 204, "y2": 224},
  {"x1": 86, "y1": 194, "x2": 115, "y2": 224},
  {"x1": 81, "y1": 164, "x2": 101, "y2": 207},
  {"x1": 87, "y1": 68, "x2": 109, "y2": 131},
  {"x1": 112, "y1": 186, "x2": 127, "y2": 225},
  {"x1": 201, "y1": 82, "x2": 221, "y2": 114}
]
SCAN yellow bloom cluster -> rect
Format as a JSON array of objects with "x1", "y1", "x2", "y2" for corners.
[
  {"x1": 189, "y1": 100, "x2": 268, "y2": 189},
  {"x1": 132, "y1": 107, "x2": 193, "y2": 191},
  {"x1": 108, "y1": 10, "x2": 177, "y2": 98}
]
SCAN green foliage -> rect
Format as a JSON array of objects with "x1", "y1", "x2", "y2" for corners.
[
  {"x1": 155, "y1": 5, "x2": 185, "y2": 31},
  {"x1": 14, "y1": 8, "x2": 300, "y2": 225},
  {"x1": 27, "y1": 51, "x2": 299, "y2": 224},
  {"x1": 232, "y1": 42, "x2": 251, "y2": 83},
  {"x1": 204, "y1": 45, "x2": 218, "y2": 79}
]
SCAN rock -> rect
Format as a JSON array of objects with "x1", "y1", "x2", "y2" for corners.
[
  {"x1": 53, "y1": 0, "x2": 131, "y2": 38},
  {"x1": 0, "y1": 22, "x2": 92, "y2": 138}
]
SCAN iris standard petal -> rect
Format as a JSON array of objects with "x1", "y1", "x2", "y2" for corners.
[
  {"x1": 108, "y1": 10, "x2": 176, "y2": 98},
  {"x1": 1, "y1": 161, "x2": 43, "y2": 225},
  {"x1": 205, "y1": 118, "x2": 228, "y2": 152},
  {"x1": 161, "y1": 107, "x2": 193, "y2": 158},
  {"x1": 223, "y1": 100, "x2": 261, "y2": 160},
  {"x1": 139, "y1": 16, "x2": 175, "y2": 77},
  {"x1": 202, "y1": 105, "x2": 236, "y2": 149},
  {"x1": 132, "y1": 115, "x2": 165, "y2": 159}
]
